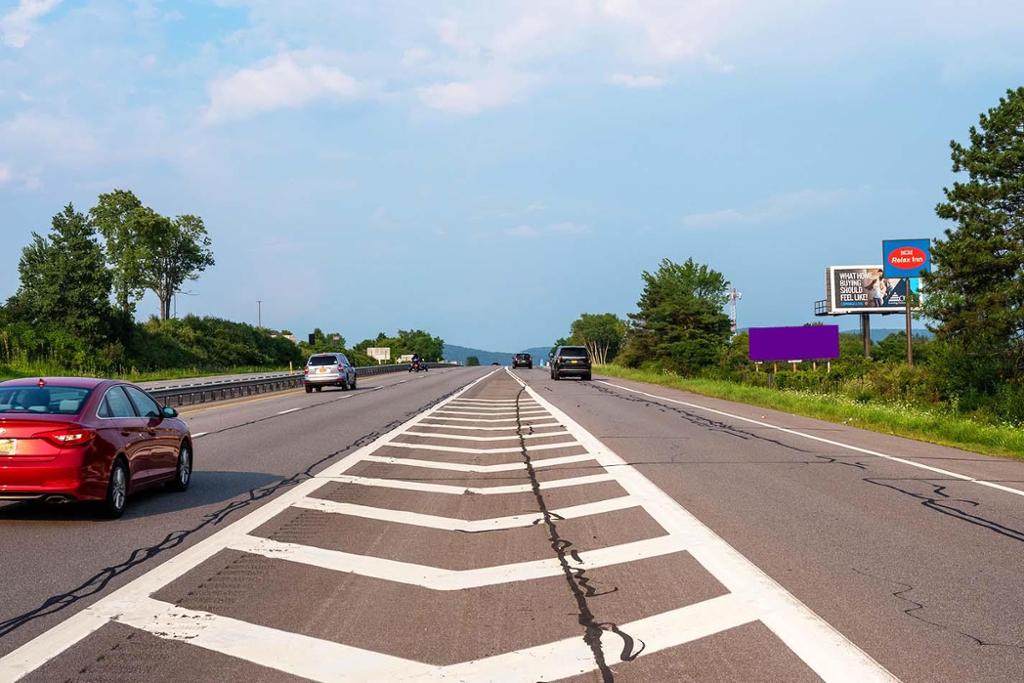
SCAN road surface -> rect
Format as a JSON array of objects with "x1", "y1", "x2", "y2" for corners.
[{"x1": 1, "y1": 366, "x2": 1022, "y2": 681}]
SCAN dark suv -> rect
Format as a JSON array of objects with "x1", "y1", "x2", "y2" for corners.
[
  {"x1": 512, "y1": 353, "x2": 533, "y2": 369},
  {"x1": 550, "y1": 346, "x2": 591, "y2": 381}
]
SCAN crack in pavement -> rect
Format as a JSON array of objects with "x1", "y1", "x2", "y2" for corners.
[
  {"x1": 0, "y1": 385, "x2": 464, "y2": 643},
  {"x1": 853, "y1": 567, "x2": 1024, "y2": 652},
  {"x1": 512, "y1": 384, "x2": 643, "y2": 682},
  {"x1": 587, "y1": 382, "x2": 815, "y2": 454},
  {"x1": 863, "y1": 478, "x2": 1024, "y2": 544}
]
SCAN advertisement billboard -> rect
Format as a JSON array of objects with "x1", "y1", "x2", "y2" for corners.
[
  {"x1": 826, "y1": 265, "x2": 920, "y2": 314},
  {"x1": 749, "y1": 325, "x2": 840, "y2": 362},
  {"x1": 882, "y1": 238, "x2": 931, "y2": 278},
  {"x1": 366, "y1": 347, "x2": 391, "y2": 362}
]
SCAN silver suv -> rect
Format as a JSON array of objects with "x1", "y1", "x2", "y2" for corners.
[{"x1": 304, "y1": 353, "x2": 357, "y2": 393}]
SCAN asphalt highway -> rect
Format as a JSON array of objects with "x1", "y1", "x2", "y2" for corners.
[{"x1": 1, "y1": 366, "x2": 1022, "y2": 681}]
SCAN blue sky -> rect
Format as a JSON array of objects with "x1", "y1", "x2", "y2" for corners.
[{"x1": 1, "y1": 1, "x2": 1023, "y2": 351}]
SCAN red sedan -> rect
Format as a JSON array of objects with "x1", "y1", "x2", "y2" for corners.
[{"x1": 0, "y1": 377, "x2": 193, "y2": 518}]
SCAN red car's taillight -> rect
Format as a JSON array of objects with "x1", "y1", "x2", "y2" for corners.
[
  {"x1": 303, "y1": 367, "x2": 309, "y2": 374},
  {"x1": 38, "y1": 427, "x2": 96, "y2": 448}
]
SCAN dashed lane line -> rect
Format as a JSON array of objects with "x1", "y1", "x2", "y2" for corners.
[{"x1": 596, "y1": 379, "x2": 1024, "y2": 500}]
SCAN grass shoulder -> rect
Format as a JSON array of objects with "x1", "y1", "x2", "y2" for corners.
[{"x1": 595, "y1": 364, "x2": 1024, "y2": 461}]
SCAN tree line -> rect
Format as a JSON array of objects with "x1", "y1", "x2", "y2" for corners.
[{"x1": 555, "y1": 86, "x2": 1024, "y2": 425}]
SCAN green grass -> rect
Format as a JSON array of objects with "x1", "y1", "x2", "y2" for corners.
[
  {"x1": 595, "y1": 364, "x2": 1024, "y2": 461},
  {"x1": 0, "y1": 362, "x2": 292, "y2": 383}
]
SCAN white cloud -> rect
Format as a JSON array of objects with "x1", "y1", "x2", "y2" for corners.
[
  {"x1": 0, "y1": 0, "x2": 61, "y2": 48},
  {"x1": 550, "y1": 221, "x2": 588, "y2": 234},
  {"x1": 0, "y1": 113, "x2": 97, "y2": 156},
  {"x1": 505, "y1": 224, "x2": 540, "y2": 238},
  {"x1": 418, "y1": 74, "x2": 532, "y2": 115},
  {"x1": 0, "y1": 162, "x2": 12, "y2": 184},
  {"x1": 608, "y1": 73, "x2": 666, "y2": 89},
  {"x1": 682, "y1": 188, "x2": 862, "y2": 229},
  {"x1": 203, "y1": 52, "x2": 362, "y2": 124}
]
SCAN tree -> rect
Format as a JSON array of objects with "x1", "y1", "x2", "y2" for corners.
[
  {"x1": 6, "y1": 204, "x2": 115, "y2": 353},
  {"x1": 466, "y1": 356, "x2": 480, "y2": 366},
  {"x1": 925, "y1": 87, "x2": 1024, "y2": 388},
  {"x1": 619, "y1": 257, "x2": 732, "y2": 374},
  {"x1": 91, "y1": 190, "x2": 215, "y2": 320},
  {"x1": 569, "y1": 313, "x2": 627, "y2": 365}
]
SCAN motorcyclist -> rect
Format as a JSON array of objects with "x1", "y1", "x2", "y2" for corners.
[{"x1": 410, "y1": 353, "x2": 422, "y2": 372}]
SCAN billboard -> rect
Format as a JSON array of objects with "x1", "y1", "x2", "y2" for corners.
[
  {"x1": 826, "y1": 265, "x2": 920, "y2": 314},
  {"x1": 366, "y1": 347, "x2": 391, "y2": 362},
  {"x1": 749, "y1": 325, "x2": 840, "y2": 362},
  {"x1": 882, "y1": 238, "x2": 931, "y2": 278}
]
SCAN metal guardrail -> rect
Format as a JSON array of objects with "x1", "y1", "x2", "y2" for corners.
[{"x1": 149, "y1": 362, "x2": 456, "y2": 407}]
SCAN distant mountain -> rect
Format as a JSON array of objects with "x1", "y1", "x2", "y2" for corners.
[
  {"x1": 860, "y1": 328, "x2": 934, "y2": 342},
  {"x1": 444, "y1": 344, "x2": 551, "y2": 365}
]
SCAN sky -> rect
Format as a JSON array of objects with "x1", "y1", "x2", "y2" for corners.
[{"x1": 1, "y1": 1, "x2": 1023, "y2": 351}]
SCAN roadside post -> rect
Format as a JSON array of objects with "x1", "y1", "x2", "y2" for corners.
[{"x1": 882, "y1": 239, "x2": 931, "y2": 367}]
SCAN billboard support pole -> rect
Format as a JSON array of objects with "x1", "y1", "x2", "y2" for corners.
[
  {"x1": 905, "y1": 277, "x2": 913, "y2": 366},
  {"x1": 860, "y1": 313, "x2": 871, "y2": 359}
]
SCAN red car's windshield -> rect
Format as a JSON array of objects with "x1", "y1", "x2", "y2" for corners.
[{"x1": 0, "y1": 386, "x2": 92, "y2": 415}]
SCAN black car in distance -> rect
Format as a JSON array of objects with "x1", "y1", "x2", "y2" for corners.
[
  {"x1": 512, "y1": 353, "x2": 533, "y2": 369},
  {"x1": 550, "y1": 346, "x2": 591, "y2": 381}
]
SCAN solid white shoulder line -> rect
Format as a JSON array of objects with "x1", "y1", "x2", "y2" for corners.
[
  {"x1": 227, "y1": 533, "x2": 686, "y2": 590},
  {"x1": 511, "y1": 370, "x2": 897, "y2": 682},
  {"x1": 291, "y1": 495, "x2": 639, "y2": 531},
  {"x1": 361, "y1": 452, "x2": 594, "y2": 473},
  {"x1": 0, "y1": 368, "x2": 503, "y2": 681},
  {"x1": 323, "y1": 472, "x2": 616, "y2": 495},
  {"x1": 597, "y1": 380, "x2": 1024, "y2": 500}
]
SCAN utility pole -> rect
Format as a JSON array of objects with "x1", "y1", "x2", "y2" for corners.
[
  {"x1": 729, "y1": 288, "x2": 742, "y2": 335},
  {"x1": 257, "y1": 300, "x2": 263, "y2": 328},
  {"x1": 904, "y1": 279, "x2": 913, "y2": 366}
]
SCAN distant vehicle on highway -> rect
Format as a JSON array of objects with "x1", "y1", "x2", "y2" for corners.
[
  {"x1": 512, "y1": 353, "x2": 533, "y2": 369},
  {"x1": 550, "y1": 345, "x2": 592, "y2": 381},
  {"x1": 0, "y1": 377, "x2": 193, "y2": 518},
  {"x1": 304, "y1": 353, "x2": 357, "y2": 392}
]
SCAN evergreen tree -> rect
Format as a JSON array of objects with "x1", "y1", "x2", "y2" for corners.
[
  {"x1": 8, "y1": 205, "x2": 114, "y2": 351},
  {"x1": 927, "y1": 86, "x2": 1024, "y2": 384}
]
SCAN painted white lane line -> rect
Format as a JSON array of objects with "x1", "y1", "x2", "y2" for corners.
[
  {"x1": 324, "y1": 472, "x2": 616, "y2": 495},
  {"x1": 113, "y1": 593, "x2": 755, "y2": 683},
  {"x1": 227, "y1": 534, "x2": 687, "y2": 590},
  {"x1": 192, "y1": 431, "x2": 209, "y2": 438},
  {"x1": 361, "y1": 453, "x2": 594, "y2": 473},
  {"x1": 292, "y1": 495, "x2": 639, "y2": 531},
  {"x1": 276, "y1": 407, "x2": 301, "y2": 415},
  {"x1": 423, "y1": 416, "x2": 523, "y2": 423},
  {"x1": 0, "y1": 369, "x2": 503, "y2": 681},
  {"x1": 415, "y1": 422, "x2": 562, "y2": 431},
  {"x1": 384, "y1": 440, "x2": 581, "y2": 455},
  {"x1": 514, "y1": 371, "x2": 896, "y2": 682},
  {"x1": 449, "y1": 399, "x2": 523, "y2": 404},
  {"x1": 597, "y1": 380, "x2": 1024, "y2": 500},
  {"x1": 401, "y1": 430, "x2": 568, "y2": 442}
]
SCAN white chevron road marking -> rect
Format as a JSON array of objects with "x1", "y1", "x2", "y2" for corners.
[{"x1": 291, "y1": 495, "x2": 639, "y2": 531}]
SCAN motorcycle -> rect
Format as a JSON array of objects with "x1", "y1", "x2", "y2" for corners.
[{"x1": 409, "y1": 359, "x2": 428, "y2": 372}]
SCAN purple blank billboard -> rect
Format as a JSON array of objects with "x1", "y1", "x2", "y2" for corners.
[{"x1": 748, "y1": 325, "x2": 840, "y2": 362}]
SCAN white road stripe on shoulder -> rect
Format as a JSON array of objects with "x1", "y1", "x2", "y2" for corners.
[
  {"x1": 596, "y1": 379, "x2": 1024, "y2": 499},
  {"x1": 292, "y1": 495, "x2": 639, "y2": 531},
  {"x1": 276, "y1": 407, "x2": 301, "y2": 415},
  {"x1": 383, "y1": 440, "x2": 580, "y2": 455},
  {"x1": 361, "y1": 452, "x2": 594, "y2": 473},
  {"x1": 227, "y1": 533, "x2": 687, "y2": 589},
  {"x1": 401, "y1": 430, "x2": 568, "y2": 441},
  {"x1": 323, "y1": 472, "x2": 616, "y2": 495}
]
